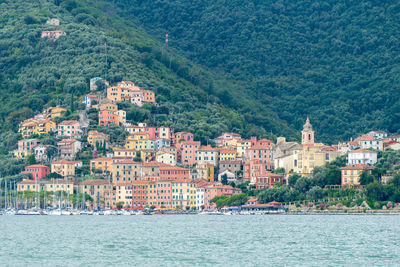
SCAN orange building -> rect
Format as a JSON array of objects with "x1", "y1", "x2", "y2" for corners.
[
  {"x1": 159, "y1": 165, "x2": 190, "y2": 181},
  {"x1": 99, "y1": 110, "x2": 119, "y2": 126},
  {"x1": 90, "y1": 157, "x2": 113, "y2": 174}
]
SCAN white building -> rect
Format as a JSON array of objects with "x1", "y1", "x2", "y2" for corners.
[
  {"x1": 46, "y1": 18, "x2": 60, "y2": 26},
  {"x1": 348, "y1": 149, "x2": 377, "y2": 165},
  {"x1": 196, "y1": 187, "x2": 205, "y2": 210},
  {"x1": 156, "y1": 152, "x2": 176, "y2": 166},
  {"x1": 357, "y1": 135, "x2": 383, "y2": 151},
  {"x1": 34, "y1": 145, "x2": 49, "y2": 161},
  {"x1": 196, "y1": 146, "x2": 219, "y2": 166}
]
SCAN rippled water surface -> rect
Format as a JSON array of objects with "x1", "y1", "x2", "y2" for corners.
[{"x1": 0, "y1": 215, "x2": 399, "y2": 266}]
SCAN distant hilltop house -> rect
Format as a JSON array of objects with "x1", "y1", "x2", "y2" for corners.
[
  {"x1": 46, "y1": 18, "x2": 60, "y2": 26},
  {"x1": 41, "y1": 30, "x2": 66, "y2": 41}
]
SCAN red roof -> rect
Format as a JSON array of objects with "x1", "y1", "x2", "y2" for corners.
[
  {"x1": 358, "y1": 135, "x2": 373, "y2": 141},
  {"x1": 341, "y1": 164, "x2": 373, "y2": 170},
  {"x1": 25, "y1": 164, "x2": 49, "y2": 168}
]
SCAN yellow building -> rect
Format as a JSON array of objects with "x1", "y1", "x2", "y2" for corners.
[
  {"x1": 111, "y1": 159, "x2": 141, "y2": 183},
  {"x1": 237, "y1": 139, "x2": 251, "y2": 158},
  {"x1": 19, "y1": 118, "x2": 56, "y2": 138},
  {"x1": 43, "y1": 179, "x2": 75, "y2": 194},
  {"x1": 113, "y1": 148, "x2": 137, "y2": 158},
  {"x1": 18, "y1": 179, "x2": 75, "y2": 194},
  {"x1": 46, "y1": 106, "x2": 67, "y2": 119},
  {"x1": 51, "y1": 160, "x2": 82, "y2": 177},
  {"x1": 116, "y1": 110, "x2": 126, "y2": 124},
  {"x1": 140, "y1": 149, "x2": 155, "y2": 162},
  {"x1": 127, "y1": 133, "x2": 150, "y2": 141},
  {"x1": 99, "y1": 102, "x2": 118, "y2": 111},
  {"x1": 81, "y1": 179, "x2": 112, "y2": 207},
  {"x1": 87, "y1": 130, "x2": 110, "y2": 147},
  {"x1": 341, "y1": 164, "x2": 372, "y2": 186},
  {"x1": 125, "y1": 138, "x2": 148, "y2": 150},
  {"x1": 218, "y1": 148, "x2": 237, "y2": 161},
  {"x1": 171, "y1": 179, "x2": 196, "y2": 209},
  {"x1": 115, "y1": 182, "x2": 133, "y2": 207},
  {"x1": 292, "y1": 119, "x2": 340, "y2": 176},
  {"x1": 90, "y1": 157, "x2": 113, "y2": 174}
]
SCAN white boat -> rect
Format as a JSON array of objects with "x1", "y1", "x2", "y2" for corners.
[
  {"x1": 122, "y1": 210, "x2": 131, "y2": 216},
  {"x1": 61, "y1": 210, "x2": 71, "y2": 216},
  {"x1": 48, "y1": 210, "x2": 61, "y2": 216}
]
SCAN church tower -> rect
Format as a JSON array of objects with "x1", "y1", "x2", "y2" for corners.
[{"x1": 302, "y1": 117, "x2": 314, "y2": 146}]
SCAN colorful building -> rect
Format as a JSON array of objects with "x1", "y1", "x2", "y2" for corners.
[
  {"x1": 171, "y1": 179, "x2": 196, "y2": 209},
  {"x1": 14, "y1": 139, "x2": 40, "y2": 159},
  {"x1": 41, "y1": 30, "x2": 66, "y2": 40},
  {"x1": 204, "y1": 184, "x2": 242, "y2": 210},
  {"x1": 177, "y1": 141, "x2": 200, "y2": 165},
  {"x1": 159, "y1": 165, "x2": 190, "y2": 181},
  {"x1": 111, "y1": 159, "x2": 141, "y2": 183},
  {"x1": 24, "y1": 164, "x2": 50, "y2": 180},
  {"x1": 57, "y1": 120, "x2": 81, "y2": 138},
  {"x1": 88, "y1": 130, "x2": 110, "y2": 148},
  {"x1": 51, "y1": 160, "x2": 82, "y2": 177},
  {"x1": 90, "y1": 157, "x2": 113, "y2": 174},
  {"x1": 131, "y1": 181, "x2": 150, "y2": 207},
  {"x1": 218, "y1": 148, "x2": 237, "y2": 161},
  {"x1": 197, "y1": 145, "x2": 219, "y2": 166},
  {"x1": 98, "y1": 110, "x2": 119, "y2": 126},
  {"x1": 341, "y1": 164, "x2": 373, "y2": 186},
  {"x1": 147, "y1": 180, "x2": 172, "y2": 209},
  {"x1": 57, "y1": 139, "x2": 82, "y2": 160},
  {"x1": 255, "y1": 173, "x2": 285, "y2": 189}
]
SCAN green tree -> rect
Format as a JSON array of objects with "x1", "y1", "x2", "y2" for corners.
[
  {"x1": 359, "y1": 170, "x2": 375, "y2": 185},
  {"x1": 221, "y1": 174, "x2": 228, "y2": 185}
]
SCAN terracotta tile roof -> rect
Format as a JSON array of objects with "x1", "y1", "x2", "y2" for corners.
[
  {"x1": 25, "y1": 164, "x2": 49, "y2": 168},
  {"x1": 341, "y1": 164, "x2": 373, "y2": 170},
  {"x1": 358, "y1": 135, "x2": 374, "y2": 141},
  {"x1": 160, "y1": 165, "x2": 189, "y2": 171}
]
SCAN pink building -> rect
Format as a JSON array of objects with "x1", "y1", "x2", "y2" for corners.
[
  {"x1": 131, "y1": 181, "x2": 150, "y2": 207},
  {"x1": 246, "y1": 145, "x2": 273, "y2": 170},
  {"x1": 174, "y1": 132, "x2": 194, "y2": 144},
  {"x1": 148, "y1": 180, "x2": 172, "y2": 209},
  {"x1": 159, "y1": 165, "x2": 190, "y2": 181},
  {"x1": 57, "y1": 120, "x2": 81, "y2": 138},
  {"x1": 177, "y1": 141, "x2": 201, "y2": 165},
  {"x1": 41, "y1": 30, "x2": 66, "y2": 41},
  {"x1": 143, "y1": 127, "x2": 174, "y2": 141},
  {"x1": 243, "y1": 160, "x2": 268, "y2": 184},
  {"x1": 204, "y1": 184, "x2": 242, "y2": 210},
  {"x1": 15, "y1": 139, "x2": 40, "y2": 158},
  {"x1": 24, "y1": 164, "x2": 50, "y2": 180},
  {"x1": 256, "y1": 173, "x2": 285, "y2": 189}
]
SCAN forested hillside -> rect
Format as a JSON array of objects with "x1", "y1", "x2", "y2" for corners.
[
  {"x1": 0, "y1": 0, "x2": 272, "y2": 154},
  {"x1": 101, "y1": 0, "x2": 400, "y2": 142},
  {"x1": 0, "y1": 0, "x2": 399, "y2": 147}
]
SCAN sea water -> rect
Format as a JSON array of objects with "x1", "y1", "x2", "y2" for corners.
[{"x1": 0, "y1": 215, "x2": 399, "y2": 266}]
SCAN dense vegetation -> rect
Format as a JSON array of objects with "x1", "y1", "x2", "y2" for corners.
[
  {"x1": 103, "y1": 0, "x2": 400, "y2": 143},
  {"x1": 0, "y1": 0, "x2": 264, "y2": 155}
]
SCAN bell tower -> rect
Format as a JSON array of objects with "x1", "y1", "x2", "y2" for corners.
[{"x1": 302, "y1": 117, "x2": 314, "y2": 146}]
